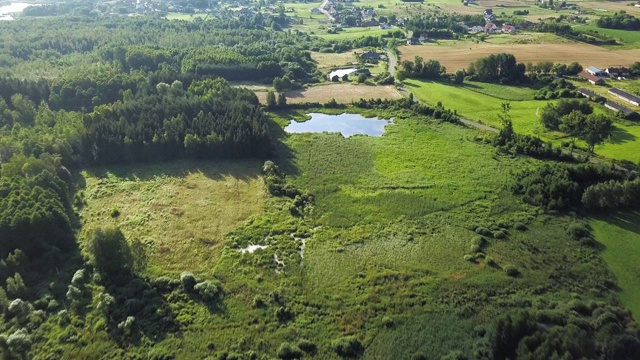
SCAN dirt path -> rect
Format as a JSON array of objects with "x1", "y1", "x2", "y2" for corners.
[{"x1": 318, "y1": 0, "x2": 334, "y2": 22}]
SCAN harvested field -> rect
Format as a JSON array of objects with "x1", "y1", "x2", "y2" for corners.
[
  {"x1": 581, "y1": 1, "x2": 640, "y2": 15},
  {"x1": 399, "y1": 42, "x2": 640, "y2": 71},
  {"x1": 311, "y1": 49, "x2": 361, "y2": 71},
  {"x1": 255, "y1": 84, "x2": 403, "y2": 104}
]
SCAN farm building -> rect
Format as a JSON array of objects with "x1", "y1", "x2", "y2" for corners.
[
  {"x1": 360, "y1": 51, "x2": 381, "y2": 60},
  {"x1": 605, "y1": 101, "x2": 638, "y2": 119},
  {"x1": 502, "y1": 25, "x2": 517, "y2": 34},
  {"x1": 605, "y1": 67, "x2": 630, "y2": 77},
  {"x1": 407, "y1": 37, "x2": 420, "y2": 45},
  {"x1": 578, "y1": 88, "x2": 605, "y2": 102},
  {"x1": 485, "y1": 22, "x2": 497, "y2": 34},
  {"x1": 608, "y1": 88, "x2": 640, "y2": 106},
  {"x1": 578, "y1": 71, "x2": 604, "y2": 85},
  {"x1": 585, "y1": 66, "x2": 606, "y2": 76}
]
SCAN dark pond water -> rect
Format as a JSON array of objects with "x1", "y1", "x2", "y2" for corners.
[{"x1": 285, "y1": 113, "x2": 392, "y2": 137}]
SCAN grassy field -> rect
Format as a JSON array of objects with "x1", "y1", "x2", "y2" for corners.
[
  {"x1": 403, "y1": 79, "x2": 544, "y2": 133},
  {"x1": 590, "y1": 212, "x2": 640, "y2": 318},
  {"x1": 398, "y1": 41, "x2": 640, "y2": 71},
  {"x1": 80, "y1": 160, "x2": 267, "y2": 276},
  {"x1": 315, "y1": 27, "x2": 398, "y2": 40},
  {"x1": 405, "y1": 79, "x2": 640, "y2": 162},
  {"x1": 310, "y1": 49, "x2": 360, "y2": 71},
  {"x1": 254, "y1": 83, "x2": 403, "y2": 104},
  {"x1": 575, "y1": 23, "x2": 640, "y2": 49},
  {"x1": 165, "y1": 12, "x2": 209, "y2": 21}
]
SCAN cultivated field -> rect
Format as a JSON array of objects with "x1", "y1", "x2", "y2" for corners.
[
  {"x1": 399, "y1": 42, "x2": 640, "y2": 70},
  {"x1": 80, "y1": 160, "x2": 266, "y2": 276},
  {"x1": 310, "y1": 49, "x2": 360, "y2": 71},
  {"x1": 255, "y1": 83, "x2": 403, "y2": 104},
  {"x1": 580, "y1": 1, "x2": 640, "y2": 15}
]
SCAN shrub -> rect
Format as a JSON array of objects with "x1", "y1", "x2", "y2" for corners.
[
  {"x1": 410, "y1": 353, "x2": 428, "y2": 360},
  {"x1": 71, "y1": 269, "x2": 87, "y2": 287},
  {"x1": 472, "y1": 236, "x2": 487, "y2": 246},
  {"x1": 463, "y1": 255, "x2": 475, "y2": 262},
  {"x1": 567, "y1": 223, "x2": 590, "y2": 240},
  {"x1": 151, "y1": 276, "x2": 180, "y2": 292},
  {"x1": 6, "y1": 329, "x2": 31, "y2": 356},
  {"x1": 331, "y1": 336, "x2": 363, "y2": 358},
  {"x1": 470, "y1": 244, "x2": 482, "y2": 253},
  {"x1": 485, "y1": 256, "x2": 496, "y2": 267},
  {"x1": 514, "y1": 222, "x2": 528, "y2": 231},
  {"x1": 252, "y1": 295, "x2": 265, "y2": 308},
  {"x1": 277, "y1": 342, "x2": 303, "y2": 359},
  {"x1": 297, "y1": 339, "x2": 317, "y2": 354},
  {"x1": 493, "y1": 230, "x2": 508, "y2": 239},
  {"x1": 194, "y1": 280, "x2": 221, "y2": 301},
  {"x1": 382, "y1": 316, "x2": 394, "y2": 328},
  {"x1": 110, "y1": 207, "x2": 120, "y2": 218},
  {"x1": 504, "y1": 265, "x2": 520, "y2": 277},
  {"x1": 475, "y1": 227, "x2": 492, "y2": 237},
  {"x1": 180, "y1": 272, "x2": 197, "y2": 291}
]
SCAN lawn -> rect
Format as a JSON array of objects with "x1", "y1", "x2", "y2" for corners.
[
  {"x1": 80, "y1": 160, "x2": 267, "y2": 276},
  {"x1": 590, "y1": 212, "x2": 640, "y2": 318},
  {"x1": 404, "y1": 79, "x2": 544, "y2": 133},
  {"x1": 405, "y1": 79, "x2": 640, "y2": 162}
]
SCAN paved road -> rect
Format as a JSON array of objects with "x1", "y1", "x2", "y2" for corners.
[
  {"x1": 318, "y1": 0, "x2": 334, "y2": 22},
  {"x1": 384, "y1": 48, "x2": 396, "y2": 77}
]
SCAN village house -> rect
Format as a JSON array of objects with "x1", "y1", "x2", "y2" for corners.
[
  {"x1": 485, "y1": 22, "x2": 497, "y2": 34},
  {"x1": 578, "y1": 71, "x2": 605, "y2": 85},
  {"x1": 608, "y1": 88, "x2": 640, "y2": 106},
  {"x1": 418, "y1": 34, "x2": 429, "y2": 42},
  {"x1": 605, "y1": 67, "x2": 630, "y2": 78},
  {"x1": 585, "y1": 66, "x2": 606, "y2": 77},
  {"x1": 470, "y1": 25, "x2": 484, "y2": 33},
  {"x1": 360, "y1": 51, "x2": 381, "y2": 60},
  {"x1": 407, "y1": 37, "x2": 420, "y2": 45},
  {"x1": 502, "y1": 25, "x2": 516, "y2": 34}
]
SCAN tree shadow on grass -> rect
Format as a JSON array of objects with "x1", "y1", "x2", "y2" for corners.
[
  {"x1": 608, "y1": 126, "x2": 637, "y2": 145},
  {"x1": 601, "y1": 211, "x2": 640, "y2": 235}
]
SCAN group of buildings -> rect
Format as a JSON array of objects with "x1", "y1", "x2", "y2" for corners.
[{"x1": 576, "y1": 66, "x2": 639, "y2": 119}]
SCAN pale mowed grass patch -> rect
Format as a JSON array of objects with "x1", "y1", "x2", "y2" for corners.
[
  {"x1": 80, "y1": 160, "x2": 266, "y2": 276},
  {"x1": 310, "y1": 49, "x2": 361, "y2": 71},
  {"x1": 255, "y1": 83, "x2": 403, "y2": 104},
  {"x1": 399, "y1": 42, "x2": 640, "y2": 70}
]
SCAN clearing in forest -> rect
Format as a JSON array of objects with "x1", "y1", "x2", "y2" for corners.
[
  {"x1": 80, "y1": 160, "x2": 266, "y2": 276},
  {"x1": 255, "y1": 83, "x2": 403, "y2": 104}
]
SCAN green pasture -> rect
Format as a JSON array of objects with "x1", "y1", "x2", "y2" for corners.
[
  {"x1": 315, "y1": 27, "x2": 399, "y2": 40},
  {"x1": 405, "y1": 79, "x2": 640, "y2": 162},
  {"x1": 590, "y1": 212, "x2": 640, "y2": 318},
  {"x1": 575, "y1": 24, "x2": 640, "y2": 49}
]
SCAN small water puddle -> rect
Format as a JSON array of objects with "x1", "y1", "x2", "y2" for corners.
[
  {"x1": 236, "y1": 245, "x2": 268, "y2": 254},
  {"x1": 285, "y1": 113, "x2": 392, "y2": 137}
]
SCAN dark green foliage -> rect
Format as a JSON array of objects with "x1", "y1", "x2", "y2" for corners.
[
  {"x1": 296, "y1": 339, "x2": 316, "y2": 354},
  {"x1": 180, "y1": 272, "x2": 197, "y2": 291},
  {"x1": 493, "y1": 120, "x2": 569, "y2": 161},
  {"x1": 512, "y1": 163, "x2": 629, "y2": 211},
  {"x1": 89, "y1": 227, "x2": 134, "y2": 284},
  {"x1": 475, "y1": 227, "x2": 492, "y2": 237},
  {"x1": 467, "y1": 53, "x2": 527, "y2": 84},
  {"x1": 534, "y1": 77, "x2": 578, "y2": 100},
  {"x1": 582, "y1": 178, "x2": 640, "y2": 211},
  {"x1": 331, "y1": 336, "x2": 364, "y2": 358},
  {"x1": 266, "y1": 90, "x2": 277, "y2": 110},
  {"x1": 400, "y1": 56, "x2": 444, "y2": 80},
  {"x1": 566, "y1": 223, "x2": 590, "y2": 240},
  {"x1": 0, "y1": 158, "x2": 75, "y2": 261},
  {"x1": 504, "y1": 265, "x2": 520, "y2": 277},
  {"x1": 597, "y1": 11, "x2": 640, "y2": 30},
  {"x1": 407, "y1": 13, "x2": 484, "y2": 38},
  {"x1": 514, "y1": 222, "x2": 528, "y2": 231},
  {"x1": 276, "y1": 342, "x2": 303, "y2": 359},
  {"x1": 540, "y1": 98, "x2": 593, "y2": 131},
  {"x1": 82, "y1": 79, "x2": 271, "y2": 164}
]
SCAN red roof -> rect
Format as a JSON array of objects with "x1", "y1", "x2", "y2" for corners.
[{"x1": 578, "y1": 71, "x2": 602, "y2": 82}]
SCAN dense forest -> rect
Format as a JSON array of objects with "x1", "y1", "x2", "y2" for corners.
[{"x1": 596, "y1": 11, "x2": 640, "y2": 31}]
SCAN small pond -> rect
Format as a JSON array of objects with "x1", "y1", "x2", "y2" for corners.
[{"x1": 285, "y1": 113, "x2": 392, "y2": 137}]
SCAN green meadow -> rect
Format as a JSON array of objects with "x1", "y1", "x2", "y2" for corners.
[
  {"x1": 67, "y1": 111, "x2": 627, "y2": 358},
  {"x1": 575, "y1": 24, "x2": 640, "y2": 49},
  {"x1": 590, "y1": 212, "x2": 640, "y2": 317},
  {"x1": 405, "y1": 79, "x2": 640, "y2": 162}
]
